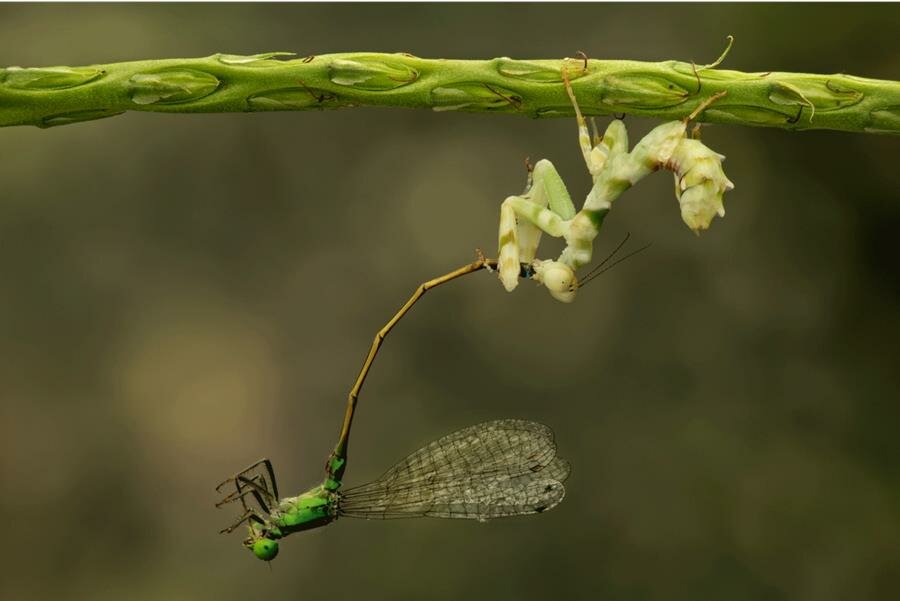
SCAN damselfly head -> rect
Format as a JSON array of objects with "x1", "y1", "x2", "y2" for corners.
[
  {"x1": 244, "y1": 534, "x2": 279, "y2": 561},
  {"x1": 533, "y1": 260, "x2": 577, "y2": 303}
]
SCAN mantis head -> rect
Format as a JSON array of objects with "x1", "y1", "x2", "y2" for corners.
[{"x1": 533, "y1": 260, "x2": 578, "y2": 303}]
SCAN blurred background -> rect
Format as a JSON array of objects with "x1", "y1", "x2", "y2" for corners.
[{"x1": 1, "y1": 4, "x2": 898, "y2": 600}]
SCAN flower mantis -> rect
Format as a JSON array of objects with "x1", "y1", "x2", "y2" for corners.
[{"x1": 497, "y1": 65, "x2": 734, "y2": 302}]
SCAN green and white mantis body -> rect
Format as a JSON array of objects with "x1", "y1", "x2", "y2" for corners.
[
  {"x1": 216, "y1": 260, "x2": 570, "y2": 562},
  {"x1": 498, "y1": 68, "x2": 734, "y2": 302}
]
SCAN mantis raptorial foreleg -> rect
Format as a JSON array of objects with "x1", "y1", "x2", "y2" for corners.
[
  {"x1": 516, "y1": 159, "x2": 577, "y2": 263},
  {"x1": 496, "y1": 62, "x2": 734, "y2": 303},
  {"x1": 498, "y1": 160, "x2": 576, "y2": 294}
]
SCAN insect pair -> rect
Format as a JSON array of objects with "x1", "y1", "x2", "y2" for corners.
[{"x1": 216, "y1": 58, "x2": 733, "y2": 561}]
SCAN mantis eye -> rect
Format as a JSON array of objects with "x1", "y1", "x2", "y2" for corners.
[
  {"x1": 251, "y1": 538, "x2": 279, "y2": 561},
  {"x1": 535, "y1": 261, "x2": 577, "y2": 303}
]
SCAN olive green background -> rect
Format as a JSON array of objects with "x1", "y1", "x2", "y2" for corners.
[{"x1": 1, "y1": 3, "x2": 898, "y2": 601}]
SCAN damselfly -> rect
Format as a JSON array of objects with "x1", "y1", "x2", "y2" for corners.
[
  {"x1": 216, "y1": 258, "x2": 570, "y2": 561},
  {"x1": 216, "y1": 419, "x2": 570, "y2": 561}
]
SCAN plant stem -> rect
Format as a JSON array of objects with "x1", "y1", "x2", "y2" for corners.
[{"x1": 1, "y1": 51, "x2": 898, "y2": 134}]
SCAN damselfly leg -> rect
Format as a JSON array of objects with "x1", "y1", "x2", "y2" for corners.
[
  {"x1": 219, "y1": 507, "x2": 268, "y2": 535},
  {"x1": 216, "y1": 458, "x2": 281, "y2": 531}
]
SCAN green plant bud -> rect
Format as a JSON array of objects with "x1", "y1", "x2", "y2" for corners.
[
  {"x1": 705, "y1": 105, "x2": 798, "y2": 126},
  {"x1": 495, "y1": 59, "x2": 586, "y2": 83},
  {"x1": 769, "y1": 79, "x2": 863, "y2": 113},
  {"x1": 328, "y1": 58, "x2": 418, "y2": 91},
  {"x1": 40, "y1": 108, "x2": 124, "y2": 128},
  {"x1": 3, "y1": 66, "x2": 103, "y2": 90},
  {"x1": 216, "y1": 52, "x2": 296, "y2": 66},
  {"x1": 247, "y1": 87, "x2": 339, "y2": 110},
  {"x1": 670, "y1": 61, "x2": 760, "y2": 82},
  {"x1": 533, "y1": 106, "x2": 583, "y2": 117},
  {"x1": 868, "y1": 106, "x2": 900, "y2": 133},
  {"x1": 128, "y1": 69, "x2": 220, "y2": 105},
  {"x1": 431, "y1": 83, "x2": 521, "y2": 111},
  {"x1": 600, "y1": 73, "x2": 690, "y2": 108}
]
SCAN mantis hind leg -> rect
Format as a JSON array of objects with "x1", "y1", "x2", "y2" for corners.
[{"x1": 562, "y1": 64, "x2": 612, "y2": 176}]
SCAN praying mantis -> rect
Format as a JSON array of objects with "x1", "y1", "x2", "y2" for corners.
[{"x1": 497, "y1": 65, "x2": 734, "y2": 302}]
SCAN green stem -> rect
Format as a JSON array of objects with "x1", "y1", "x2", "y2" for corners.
[{"x1": 1, "y1": 51, "x2": 898, "y2": 134}]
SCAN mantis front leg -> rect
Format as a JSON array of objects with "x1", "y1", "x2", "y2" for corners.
[{"x1": 498, "y1": 159, "x2": 579, "y2": 300}]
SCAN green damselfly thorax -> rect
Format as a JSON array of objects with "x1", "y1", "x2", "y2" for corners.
[{"x1": 216, "y1": 258, "x2": 571, "y2": 561}]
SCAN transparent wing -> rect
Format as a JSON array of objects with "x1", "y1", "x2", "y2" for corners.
[{"x1": 338, "y1": 419, "x2": 570, "y2": 520}]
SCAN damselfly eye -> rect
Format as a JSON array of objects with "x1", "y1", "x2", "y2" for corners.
[{"x1": 251, "y1": 538, "x2": 279, "y2": 561}]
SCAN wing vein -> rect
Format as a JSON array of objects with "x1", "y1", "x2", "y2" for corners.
[{"x1": 338, "y1": 420, "x2": 570, "y2": 521}]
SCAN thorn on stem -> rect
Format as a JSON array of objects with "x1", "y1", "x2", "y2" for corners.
[{"x1": 574, "y1": 50, "x2": 589, "y2": 73}]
